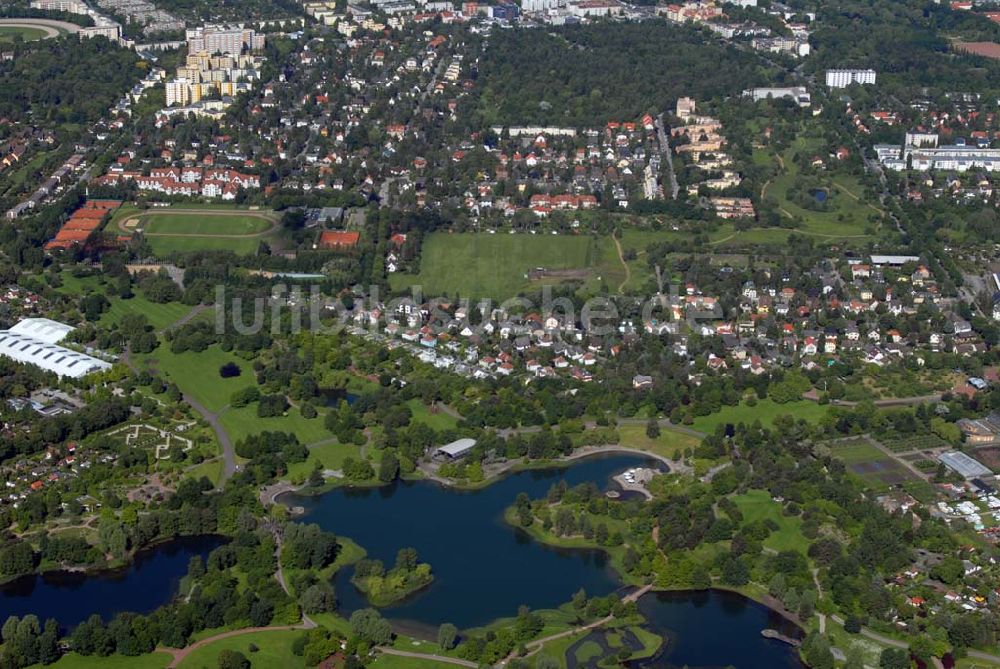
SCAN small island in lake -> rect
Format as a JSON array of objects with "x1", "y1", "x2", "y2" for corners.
[{"x1": 351, "y1": 547, "x2": 433, "y2": 606}]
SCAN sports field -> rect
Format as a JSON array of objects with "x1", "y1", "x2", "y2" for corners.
[
  {"x1": 0, "y1": 26, "x2": 48, "y2": 42},
  {"x1": 112, "y1": 206, "x2": 278, "y2": 257},
  {"x1": 140, "y1": 213, "x2": 271, "y2": 235},
  {"x1": 390, "y1": 232, "x2": 599, "y2": 299}
]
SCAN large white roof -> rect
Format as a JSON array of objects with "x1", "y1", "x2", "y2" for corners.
[
  {"x1": 436, "y1": 438, "x2": 477, "y2": 457},
  {"x1": 8, "y1": 318, "x2": 75, "y2": 345},
  {"x1": 0, "y1": 330, "x2": 111, "y2": 378}
]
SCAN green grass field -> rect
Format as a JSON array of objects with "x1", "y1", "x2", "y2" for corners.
[
  {"x1": 691, "y1": 399, "x2": 829, "y2": 434},
  {"x1": 110, "y1": 205, "x2": 277, "y2": 257},
  {"x1": 371, "y1": 655, "x2": 457, "y2": 668},
  {"x1": 99, "y1": 296, "x2": 194, "y2": 331},
  {"x1": 219, "y1": 404, "x2": 330, "y2": 445},
  {"x1": 285, "y1": 440, "x2": 363, "y2": 481},
  {"x1": 407, "y1": 400, "x2": 459, "y2": 431},
  {"x1": 140, "y1": 213, "x2": 271, "y2": 236},
  {"x1": 175, "y1": 629, "x2": 303, "y2": 669},
  {"x1": 616, "y1": 424, "x2": 701, "y2": 458},
  {"x1": 390, "y1": 232, "x2": 598, "y2": 299},
  {"x1": 139, "y1": 345, "x2": 255, "y2": 413},
  {"x1": 754, "y1": 133, "x2": 882, "y2": 241},
  {"x1": 732, "y1": 490, "x2": 808, "y2": 553},
  {"x1": 185, "y1": 458, "x2": 224, "y2": 485},
  {"x1": 147, "y1": 235, "x2": 265, "y2": 256},
  {"x1": 43, "y1": 652, "x2": 172, "y2": 669},
  {"x1": 0, "y1": 26, "x2": 48, "y2": 42}
]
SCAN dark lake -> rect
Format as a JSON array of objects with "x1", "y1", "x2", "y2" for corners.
[
  {"x1": 285, "y1": 454, "x2": 804, "y2": 667},
  {"x1": 634, "y1": 589, "x2": 805, "y2": 669},
  {"x1": 0, "y1": 454, "x2": 805, "y2": 667},
  {"x1": 0, "y1": 535, "x2": 225, "y2": 628}
]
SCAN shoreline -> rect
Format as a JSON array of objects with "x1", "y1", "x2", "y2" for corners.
[
  {"x1": 271, "y1": 451, "x2": 808, "y2": 658},
  {"x1": 497, "y1": 505, "x2": 809, "y2": 647},
  {"x1": 0, "y1": 534, "x2": 226, "y2": 590},
  {"x1": 270, "y1": 444, "x2": 679, "y2": 506}
]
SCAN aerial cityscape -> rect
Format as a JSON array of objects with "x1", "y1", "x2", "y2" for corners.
[{"x1": 0, "y1": 0, "x2": 999, "y2": 667}]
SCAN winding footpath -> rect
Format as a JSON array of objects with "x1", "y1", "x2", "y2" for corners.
[
  {"x1": 375, "y1": 648, "x2": 478, "y2": 668},
  {"x1": 122, "y1": 304, "x2": 238, "y2": 482},
  {"x1": 499, "y1": 584, "x2": 654, "y2": 666}
]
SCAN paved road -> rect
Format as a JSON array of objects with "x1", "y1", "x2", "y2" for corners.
[
  {"x1": 187, "y1": 396, "x2": 237, "y2": 480},
  {"x1": 375, "y1": 648, "x2": 477, "y2": 668},
  {"x1": 655, "y1": 113, "x2": 679, "y2": 200}
]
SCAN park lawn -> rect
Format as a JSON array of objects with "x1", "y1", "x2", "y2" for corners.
[
  {"x1": 0, "y1": 26, "x2": 48, "y2": 42},
  {"x1": 957, "y1": 658, "x2": 1000, "y2": 669},
  {"x1": 691, "y1": 399, "x2": 828, "y2": 434},
  {"x1": 371, "y1": 655, "x2": 456, "y2": 669},
  {"x1": 140, "y1": 345, "x2": 255, "y2": 413},
  {"x1": 819, "y1": 615, "x2": 885, "y2": 668},
  {"x1": 141, "y1": 213, "x2": 271, "y2": 236},
  {"x1": 532, "y1": 628, "x2": 591, "y2": 669},
  {"x1": 732, "y1": 490, "x2": 808, "y2": 553},
  {"x1": 55, "y1": 270, "x2": 105, "y2": 295},
  {"x1": 285, "y1": 440, "x2": 364, "y2": 481},
  {"x1": 185, "y1": 458, "x2": 223, "y2": 486},
  {"x1": 407, "y1": 400, "x2": 458, "y2": 431},
  {"x1": 219, "y1": 405, "x2": 330, "y2": 445},
  {"x1": 760, "y1": 138, "x2": 878, "y2": 240},
  {"x1": 99, "y1": 296, "x2": 194, "y2": 331},
  {"x1": 616, "y1": 424, "x2": 701, "y2": 459},
  {"x1": 389, "y1": 232, "x2": 598, "y2": 299},
  {"x1": 175, "y1": 629, "x2": 303, "y2": 669},
  {"x1": 41, "y1": 651, "x2": 172, "y2": 669},
  {"x1": 574, "y1": 639, "x2": 604, "y2": 663},
  {"x1": 148, "y1": 235, "x2": 264, "y2": 256}
]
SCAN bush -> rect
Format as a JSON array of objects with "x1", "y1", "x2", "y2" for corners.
[
  {"x1": 230, "y1": 386, "x2": 260, "y2": 408},
  {"x1": 219, "y1": 362, "x2": 241, "y2": 378},
  {"x1": 257, "y1": 394, "x2": 289, "y2": 418},
  {"x1": 217, "y1": 650, "x2": 249, "y2": 669}
]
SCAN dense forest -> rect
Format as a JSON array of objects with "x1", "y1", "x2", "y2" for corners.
[
  {"x1": 471, "y1": 22, "x2": 776, "y2": 127},
  {"x1": 807, "y1": 0, "x2": 1000, "y2": 99},
  {"x1": 150, "y1": 0, "x2": 303, "y2": 22},
  {"x1": 0, "y1": 37, "x2": 142, "y2": 127}
]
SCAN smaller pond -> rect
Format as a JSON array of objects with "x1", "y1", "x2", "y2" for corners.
[
  {"x1": 318, "y1": 388, "x2": 359, "y2": 408},
  {"x1": 633, "y1": 590, "x2": 804, "y2": 669},
  {"x1": 811, "y1": 188, "x2": 828, "y2": 203},
  {"x1": 0, "y1": 535, "x2": 225, "y2": 629}
]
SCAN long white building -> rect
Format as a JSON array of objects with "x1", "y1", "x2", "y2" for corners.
[
  {"x1": 875, "y1": 134, "x2": 1000, "y2": 172},
  {"x1": 0, "y1": 318, "x2": 111, "y2": 378},
  {"x1": 825, "y1": 69, "x2": 876, "y2": 88}
]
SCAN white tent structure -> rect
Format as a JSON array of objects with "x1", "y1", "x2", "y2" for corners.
[{"x1": 0, "y1": 318, "x2": 111, "y2": 378}]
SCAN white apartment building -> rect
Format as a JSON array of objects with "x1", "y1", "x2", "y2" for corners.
[
  {"x1": 185, "y1": 24, "x2": 264, "y2": 55},
  {"x1": 825, "y1": 68, "x2": 876, "y2": 88},
  {"x1": 30, "y1": 0, "x2": 88, "y2": 13}
]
